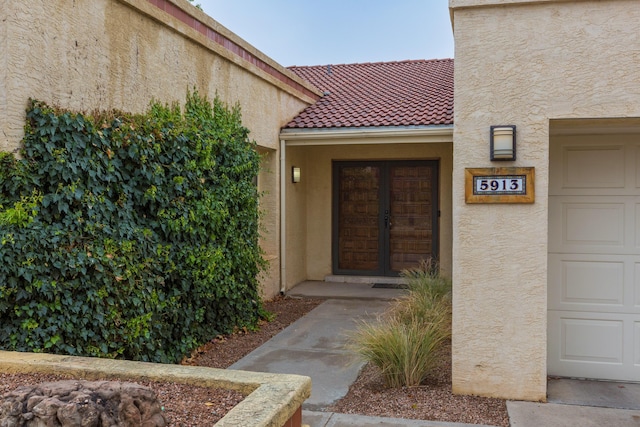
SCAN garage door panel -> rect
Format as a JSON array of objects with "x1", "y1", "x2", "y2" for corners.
[
  {"x1": 565, "y1": 203, "x2": 624, "y2": 246},
  {"x1": 635, "y1": 263, "x2": 640, "y2": 308},
  {"x1": 548, "y1": 311, "x2": 640, "y2": 381},
  {"x1": 549, "y1": 138, "x2": 639, "y2": 196},
  {"x1": 549, "y1": 196, "x2": 638, "y2": 254},
  {"x1": 549, "y1": 254, "x2": 640, "y2": 313},
  {"x1": 635, "y1": 203, "x2": 640, "y2": 248},
  {"x1": 561, "y1": 317, "x2": 623, "y2": 364},
  {"x1": 635, "y1": 322, "x2": 640, "y2": 366},
  {"x1": 562, "y1": 260, "x2": 624, "y2": 306},
  {"x1": 562, "y1": 145, "x2": 625, "y2": 189},
  {"x1": 550, "y1": 255, "x2": 633, "y2": 313}
]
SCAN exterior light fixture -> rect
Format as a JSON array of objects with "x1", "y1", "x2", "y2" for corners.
[
  {"x1": 490, "y1": 125, "x2": 516, "y2": 161},
  {"x1": 292, "y1": 166, "x2": 301, "y2": 183}
]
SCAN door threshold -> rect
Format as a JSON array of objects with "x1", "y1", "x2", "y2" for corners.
[{"x1": 324, "y1": 275, "x2": 407, "y2": 285}]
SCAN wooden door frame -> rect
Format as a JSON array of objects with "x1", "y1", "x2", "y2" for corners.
[{"x1": 331, "y1": 160, "x2": 439, "y2": 276}]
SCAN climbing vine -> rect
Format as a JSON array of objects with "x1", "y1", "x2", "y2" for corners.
[{"x1": 0, "y1": 91, "x2": 266, "y2": 363}]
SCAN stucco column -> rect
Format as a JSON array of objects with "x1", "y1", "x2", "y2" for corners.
[
  {"x1": 450, "y1": 0, "x2": 550, "y2": 401},
  {"x1": 450, "y1": 0, "x2": 640, "y2": 401}
]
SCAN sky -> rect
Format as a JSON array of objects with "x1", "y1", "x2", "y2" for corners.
[{"x1": 195, "y1": 0, "x2": 454, "y2": 67}]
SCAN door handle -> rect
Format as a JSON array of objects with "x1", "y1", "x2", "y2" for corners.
[{"x1": 384, "y1": 210, "x2": 391, "y2": 229}]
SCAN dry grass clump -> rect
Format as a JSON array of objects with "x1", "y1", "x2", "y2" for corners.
[{"x1": 350, "y1": 261, "x2": 451, "y2": 387}]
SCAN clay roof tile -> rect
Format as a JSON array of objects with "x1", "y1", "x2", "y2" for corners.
[{"x1": 285, "y1": 59, "x2": 454, "y2": 129}]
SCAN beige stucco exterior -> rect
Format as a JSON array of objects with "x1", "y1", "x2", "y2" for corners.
[
  {"x1": 0, "y1": 0, "x2": 320, "y2": 298},
  {"x1": 280, "y1": 128, "x2": 453, "y2": 290},
  {"x1": 450, "y1": 0, "x2": 640, "y2": 400},
  {"x1": 6, "y1": 0, "x2": 640, "y2": 402}
]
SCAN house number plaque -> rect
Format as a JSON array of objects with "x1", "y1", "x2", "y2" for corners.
[
  {"x1": 474, "y1": 176, "x2": 525, "y2": 195},
  {"x1": 465, "y1": 167, "x2": 535, "y2": 204}
]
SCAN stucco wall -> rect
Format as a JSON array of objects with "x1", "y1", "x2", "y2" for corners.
[
  {"x1": 0, "y1": 0, "x2": 320, "y2": 298},
  {"x1": 256, "y1": 148, "x2": 280, "y2": 298},
  {"x1": 0, "y1": 1, "x2": 9, "y2": 154},
  {"x1": 284, "y1": 141, "x2": 453, "y2": 289},
  {"x1": 284, "y1": 146, "x2": 309, "y2": 288},
  {"x1": 450, "y1": 0, "x2": 640, "y2": 400}
]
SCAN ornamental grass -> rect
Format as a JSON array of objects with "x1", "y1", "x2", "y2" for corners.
[{"x1": 350, "y1": 261, "x2": 452, "y2": 387}]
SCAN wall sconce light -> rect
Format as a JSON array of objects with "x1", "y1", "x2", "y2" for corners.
[
  {"x1": 292, "y1": 166, "x2": 301, "y2": 183},
  {"x1": 490, "y1": 125, "x2": 516, "y2": 161}
]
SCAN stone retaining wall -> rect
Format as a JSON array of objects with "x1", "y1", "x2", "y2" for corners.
[{"x1": 0, "y1": 351, "x2": 310, "y2": 427}]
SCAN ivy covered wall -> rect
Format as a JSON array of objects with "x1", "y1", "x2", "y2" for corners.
[{"x1": 0, "y1": 92, "x2": 266, "y2": 363}]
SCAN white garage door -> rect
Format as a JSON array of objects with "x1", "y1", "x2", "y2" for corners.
[{"x1": 548, "y1": 134, "x2": 640, "y2": 381}]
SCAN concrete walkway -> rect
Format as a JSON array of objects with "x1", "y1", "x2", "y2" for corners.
[
  {"x1": 231, "y1": 280, "x2": 640, "y2": 426},
  {"x1": 230, "y1": 298, "x2": 388, "y2": 410}
]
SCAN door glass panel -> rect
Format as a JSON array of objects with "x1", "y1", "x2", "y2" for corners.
[
  {"x1": 338, "y1": 166, "x2": 381, "y2": 271},
  {"x1": 389, "y1": 165, "x2": 434, "y2": 272}
]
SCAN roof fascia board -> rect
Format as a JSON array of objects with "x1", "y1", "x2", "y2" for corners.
[{"x1": 280, "y1": 126, "x2": 453, "y2": 146}]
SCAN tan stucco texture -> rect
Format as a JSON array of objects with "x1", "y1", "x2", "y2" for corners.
[{"x1": 450, "y1": 0, "x2": 640, "y2": 400}]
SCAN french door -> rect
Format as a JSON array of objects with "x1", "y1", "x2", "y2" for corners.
[{"x1": 332, "y1": 160, "x2": 439, "y2": 276}]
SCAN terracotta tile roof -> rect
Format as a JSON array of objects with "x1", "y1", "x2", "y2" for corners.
[{"x1": 285, "y1": 59, "x2": 453, "y2": 129}]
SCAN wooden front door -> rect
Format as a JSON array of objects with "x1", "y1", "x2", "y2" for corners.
[{"x1": 332, "y1": 160, "x2": 439, "y2": 276}]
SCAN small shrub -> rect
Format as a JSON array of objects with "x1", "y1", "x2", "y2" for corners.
[{"x1": 350, "y1": 262, "x2": 451, "y2": 387}]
